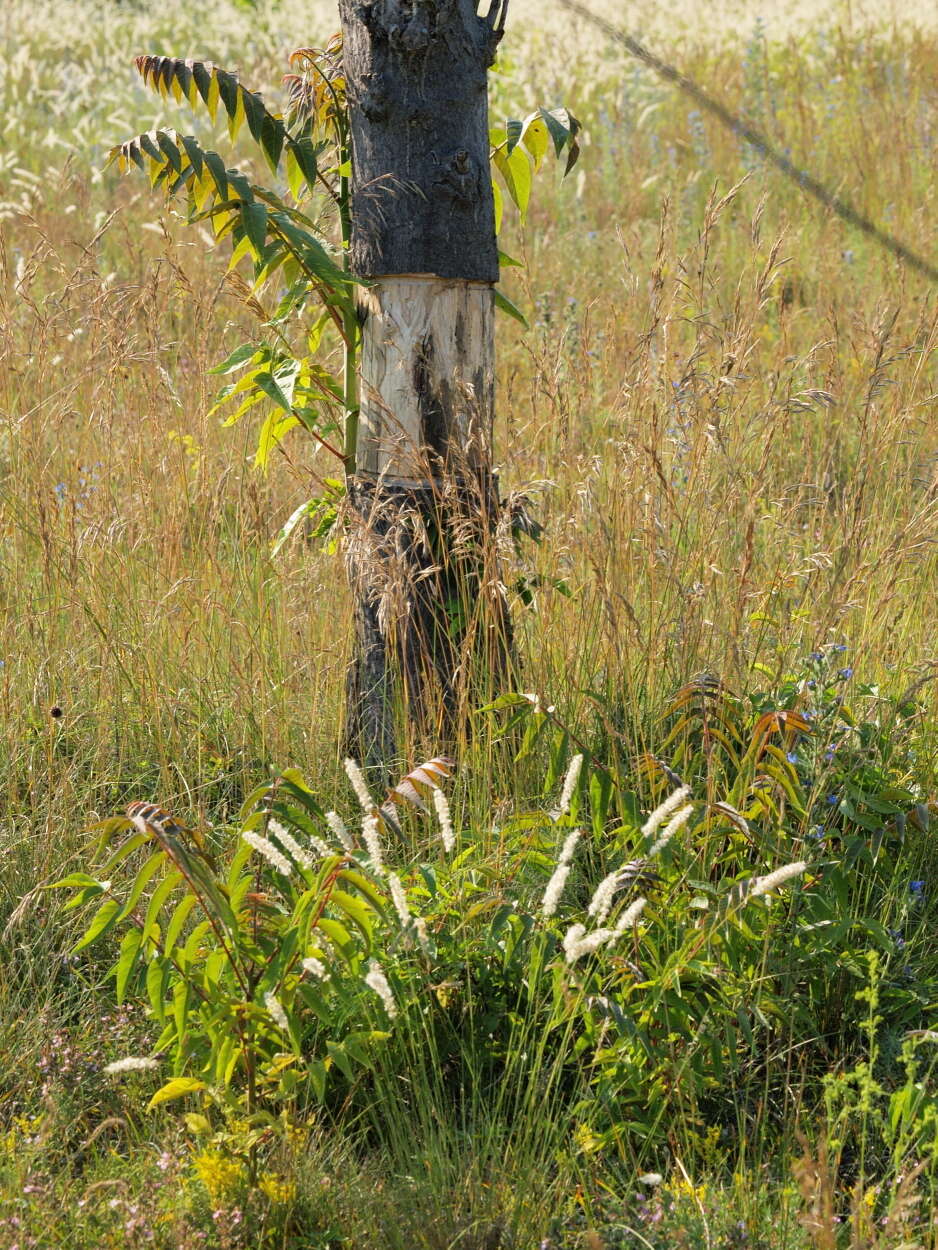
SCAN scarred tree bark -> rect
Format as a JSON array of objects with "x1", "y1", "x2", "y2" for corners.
[{"x1": 338, "y1": 0, "x2": 511, "y2": 772}]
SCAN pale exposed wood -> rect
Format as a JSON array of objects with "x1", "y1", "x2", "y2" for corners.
[{"x1": 357, "y1": 275, "x2": 495, "y2": 480}]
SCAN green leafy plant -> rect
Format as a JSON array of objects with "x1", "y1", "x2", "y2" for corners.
[
  {"x1": 48, "y1": 733, "x2": 938, "y2": 1223},
  {"x1": 109, "y1": 45, "x2": 580, "y2": 527},
  {"x1": 113, "y1": 44, "x2": 359, "y2": 481},
  {"x1": 475, "y1": 672, "x2": 938, "y2": 1149},
  {"x1": 47, "y1": 758, "x2": 455, "y2": 1167}
]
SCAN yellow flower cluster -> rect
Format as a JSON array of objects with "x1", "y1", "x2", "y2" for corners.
[
  {"x1": 191, "y1": 1151, "x2": 245, "y2": 1205},
  {"x1": 667, "y1": 1176, "x2": 710, "y2": 1205},
  {"x1": 259, "y1": 1174, "x2": 297, "y2": 1205}
]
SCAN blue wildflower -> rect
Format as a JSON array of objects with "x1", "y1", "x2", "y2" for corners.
[
  {"x1": 826, "y1": 793, "x2": 839, "y2": 806},
  {"x1": 786, "y1": 751, "x2": 799, "y2": 764},
  {"x1": 838, "y1": 667, "x2": 853, "y2": 680},
  {"x1": 910, "y1": 881, "x2": 925, "y2": 897},
  {"x1": 832, "y1": 643, "x2": 847, "y2": 653}
]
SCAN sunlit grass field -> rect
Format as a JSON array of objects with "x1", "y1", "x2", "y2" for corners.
[{"x1": 2, "y1": 0, "x2": 938, "y2": 1245}]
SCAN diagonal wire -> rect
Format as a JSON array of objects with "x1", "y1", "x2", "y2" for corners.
[{"x1": 555, "y1": 0, "x2": 938, "y2": 285}]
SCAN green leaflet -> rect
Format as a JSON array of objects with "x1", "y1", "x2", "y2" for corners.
[
  {"x1": 315, "y1": 916, "x2": 356, "y2": 962},
  {"x1": 254, "y1": 412, "x2": 300, "y2": 470},
  {"x1": 240, "y1": 201, "x2": 268, "y2": 256},
  {"x1": 147, "y1": 958, "x2": 171, "y2": 1022},
  {"x1": 116, "y1": 929, "x2": 144, "y2": 1004},
  {"x1": 164, "y1": 893, "x2": 198, "y2": 956},
  {"x1": 45, "y1": 871, "x2": 105, "y2": 891},
  {"x1": 72, "y1": 897, "x2": 121, "y2": 953},
  {"x1": 212, "y1": 1034, "x2": 237, "y2": 1085},
  {"x1": 115, "y1": 850, "x2": 167, "y2": 924},
  {"x1": 337, "y1": 869, "x2": 387, "y2": 914},
  {"x1": 148, "y1": 1077, "x2": 206, "y2": 1109},
  {"x1": 208, "y1": 342, "x2": 262, "y2": 375},
  {"x1": 330, "y1": 889, "x2": 375, "y2": 949},
  {"x1": 253, "y1": 366, "x2": 299, "y2": 414},
  {"x1": 172, "y1": 980, "x2": 190, "y2": 1054},
  {"x1": 540, "y1": 107, "x2": 581, "y2": 170},
  {"x1": 519, "y1": 113, "x2": 549, "y2": 169},
  {"x1": 492, "y1": 143, "x2": 532, "y2": 219},
  {"x1": 181, "y1": 919, "x2": 213, "y2": 966},
  {"x1": 495, "y1": 288, "x2": 528, "y2": 327},
  {"x1": 99, "y1": 831, "x2": 150, "y2": 876},
  {"x1": 492, "y1": 177, "x2": 503, "y2": 234}
]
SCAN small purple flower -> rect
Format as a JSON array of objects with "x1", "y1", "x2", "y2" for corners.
[
  {"x1": 807, "y1": 679, "x2": 817, "y2": 689},
  {"x1": 832, "y1": 643, "x2": 847, "y2": 653},
  {"x1": 808, "y1": 826, "x2": 825, "y2": 841},
  {"x1": 826, "y1": 793, "x2": 839, "y2": 806},
  {"x1": 910, "y1": 880, "x2": 925, "y2": 897},
  {"x1": 809, "y1": 651, "x2": 824, "y2": 662},
  {"x1": 838, "y1": 667, "x2": 853, "y2": 680},
  {"x1": 786, "y1": 751, "x2": 799, "y2": 764}
]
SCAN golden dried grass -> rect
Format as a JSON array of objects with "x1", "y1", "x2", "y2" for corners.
[{"x1": 0, "y1": 0, "x2": 936, "y2": 856}]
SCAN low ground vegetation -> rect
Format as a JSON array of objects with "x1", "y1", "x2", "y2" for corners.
[{"x1": 2, "y1": 1, "x2": 938, "y2": 1245}]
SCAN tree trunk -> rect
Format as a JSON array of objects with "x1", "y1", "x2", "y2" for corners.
[{"x1": 339, "y1": 0, "x2": 511, "y2": 773}]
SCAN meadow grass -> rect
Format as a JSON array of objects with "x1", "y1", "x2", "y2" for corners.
[{"x1": 1, "y1": 0, "x2": 938, "y2": 1245}]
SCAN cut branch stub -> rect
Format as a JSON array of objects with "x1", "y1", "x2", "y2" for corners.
[{"x1": 338, "y1": 0, "x2": 502, "y2": 282}]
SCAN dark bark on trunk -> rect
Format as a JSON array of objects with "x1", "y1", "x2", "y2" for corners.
[
  {"x1": 339, "y1": 0, "x2": 511, "y2": 775},
  {"x1": 345, "y1": 472, "x2": 512, "y2": 754},
  {"x1": 338, "y1": 0, "x2": 504, "y2": 281}
]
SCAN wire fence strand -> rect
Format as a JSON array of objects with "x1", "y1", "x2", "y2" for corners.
[{"x1": 554, "y1": 0, "x2": 938, "y2": 285}]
